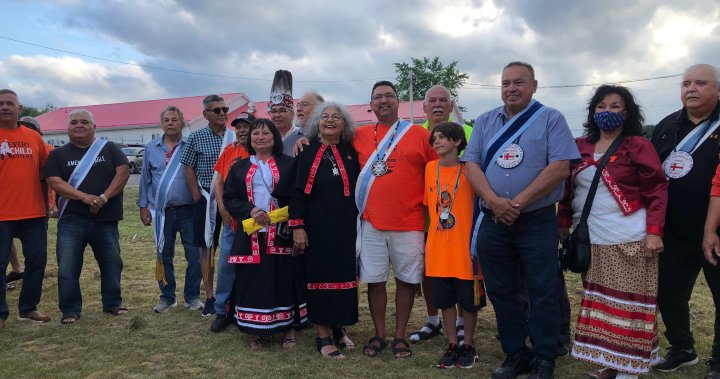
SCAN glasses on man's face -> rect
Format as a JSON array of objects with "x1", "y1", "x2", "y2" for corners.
[
  {"x1": 269, "y1": 107, "x2": 289, "y2": 115},
  {"x1": 206, "y1": 106, "x2": 229, "y2": 115},
  {"x1": 371, "y1": 92, "x2": 397, "y2": 102},
  {"x1": 320, "y1": 113, "x2": 342, "y2": 122}
]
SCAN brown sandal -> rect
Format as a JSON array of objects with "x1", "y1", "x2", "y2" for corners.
[
  {"x1": 61, "y1": 313, "x2": 80, "y2": 325},
  {"x1": 249, "y1": 337, "x2": 268, "y2": 349}
]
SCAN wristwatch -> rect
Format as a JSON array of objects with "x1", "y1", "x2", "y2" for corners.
[{"x1": 100, "y1": 193, "x2": 108, "y2": 204}]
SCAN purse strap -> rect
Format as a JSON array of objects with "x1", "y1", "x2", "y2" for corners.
[{"x1": 578, "y1": 134, "x2": 626, "y2": 225}]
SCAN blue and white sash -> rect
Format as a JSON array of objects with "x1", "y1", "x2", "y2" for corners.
[
  {"x1": 354, "y1": 120, "x2": 413, "y2": 256},
  {"x1": 672, "y1": 117, "x2": 720, "y2": 155},
  {"x1": 469, "y1": 101, "x2": 547, "y2": 258},
  {"x1": 203, "y1": 130, "x2": 235, "y2": 248},
  {"x1": 151, "y1": 141, "x2": 184, "y2": 256},
  {"x1": 58, "y1": 139, "x2": 108, "y2": 218}
]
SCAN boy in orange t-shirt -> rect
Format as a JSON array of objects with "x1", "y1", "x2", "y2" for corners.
[{"x1": 424, "y1": 122, "x2": 485, "y2": 369}]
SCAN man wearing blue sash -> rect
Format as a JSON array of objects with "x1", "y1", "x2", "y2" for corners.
[
  {"x1": 181, "y1": 94, "x2": 234, "y2": 316},
  {"x1": 462, "y1": 62, "x2": 579, "y2": 379},
  {"x1": 138, "y1": 106, "x2": 200, "y2": 313},
  {"x1": 45, "y1": 109, "x2": 130, "y2": 324},
  {"x1": 652, "y1": 64, "x2": 720, "y2": 378}
]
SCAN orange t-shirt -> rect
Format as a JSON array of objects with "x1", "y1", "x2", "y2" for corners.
[
  {"x1": 0, "y1": 126, "x2": 49, "y2": 220},
  {"x1": 424, "y1": 160, "x2": 480, "y2": 280},
  {"x1": 712, "y1": 163, "x2": 720, "y2": 197},
  {"x1": 353, "y1": 122, "x2": 437, "y2": 231},
  {"x1": 214, "y1": 143, "x2": 249, "y2": 180}
]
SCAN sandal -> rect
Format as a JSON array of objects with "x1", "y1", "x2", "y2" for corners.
[
  {"x1": 316, "y1": 336, "x2": 345, "y2": 359},
  {"x1": 457, "y1": 324, "x2": 465, "y2": 345},
  {"x1": 61, "y1": 313, "x2": 80, "y2": 325},
  {"x1": 408, "y1": 321, "x2": 442, "y2": 343},
  {"x1": 588, "y1": 367, "x2": 617, "y2": 379},
  {"x1": 333, "y1": 327, "x2": 355, "y2": 350},
  {"x1": 103, "y1": 306, "x2": 128, "y2": 316},
  {"x1": 391, "y1": 338, "x2": 412, "y2": 358},
  {"x1": 282, "y1": 337, "x2": 297, "y2": 348},
  {"x1": 362, "y1": 335, "x2": 387, "y2": 358},
  {"x1": 250, "y1": 337, "x2": 268, "y2": 349}
]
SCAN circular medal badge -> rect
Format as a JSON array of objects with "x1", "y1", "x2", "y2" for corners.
[
  {"x1": 270, "y1": 94, "x2": 285, "y2": 105},
  {"x1": 496, "y1": 143, "x2": 524, "y2": 169},
  {"x1": 662, "y1": 151, "x2": 694, "y2": 179},
  {"x1": 371, "y1": 160, "x2": 388, "y2": 177},
  {"x1": 438, "y1": 213, "x2": 456, "y2": 230}
]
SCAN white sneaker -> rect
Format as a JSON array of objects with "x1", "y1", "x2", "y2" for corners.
[
  {"x1": 185, "y1": 299, "x2": 204, "y2": 311},
  {"x1": 153, "y1": 299, "x2": 177, "y2": 313}
]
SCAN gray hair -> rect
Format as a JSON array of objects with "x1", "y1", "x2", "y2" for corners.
[
  {"x1": 504, "y1": 61, "x2": 535, "y2": 80},
  {"x1": 67, "y1": 108, "x2": 95, "y2": 124},
  {"x1": 202, "y1": 94, "x2": 224, "y2": 109},
  {"x1": 303, "y1": 91, "x2": 324, "y2": 103},
  {"x1": 159, "y1": 106, "x2": 186, "y2": 126},
  {"x1": 684, "y1": 64, "x2": 720, "y2": 87},
  {"x1": 423, "y1": 85, "x2": 453, "y2": 103},
  {"x1": 304, "y1": 101, "x2": 356, "y2": 144}
]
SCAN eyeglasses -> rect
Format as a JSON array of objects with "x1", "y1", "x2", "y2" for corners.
[
  {"x1": 269, "y1": 107, "x2": 289, "y2": 114},
  {"x1": 320, "y1": 113, "x2": 343, "y2": 122},
  {"x1": 205, "y1": 107, "x2": 229, "y2": 114},
  {"x1": 371, "y1": 93, "x2": 397, "y2": 102}
]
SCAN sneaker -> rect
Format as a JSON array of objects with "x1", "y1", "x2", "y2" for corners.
[
  {"x1": 491, "y1": 350, "x2": 532, "y2": 379},
  {"x1": 185, "y1": 298, "x2": 203, "y2": 311},
  {"x1": 6, "y1": 271, "x2": 23, "y2": 283},
  {"x1": 17, "y1": 310, "x2": 51, "y2": 323},
  {"x1": 528, "y1": 358, "x2": 555, "y2": 379},
  {"x1": 557, "y1": 339, "x2": 570, "y2": 357},
  {"x1": 437, "y1": 343, "x2": 458, "y2": 368},
  {"x1": 201, "y1": 297, "x2": 216, "y2": 317},
  {"x1": 654, "y1": 347, "x2": 699, "y2": 372},
  {"x1": 153, "y1": 299, "x2": 177, "y2": 313},
  {"x1": 707, "y1": 359, "x2": 720, "y2": 379},
  {"x1": 456, "y1": 344, "x2": 478, "y2": 369},
  {"x1": 210, "y1": 314, "x2": 232, "y2": 333}
]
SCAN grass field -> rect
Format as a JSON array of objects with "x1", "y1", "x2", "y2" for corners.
[{"x1": 1, "y1": 184, "x2": 715, "y2": 378}]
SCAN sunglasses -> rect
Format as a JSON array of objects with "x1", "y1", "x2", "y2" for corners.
[{"x1": 206, "y1": 106, "x2": 229, "y2": 114}]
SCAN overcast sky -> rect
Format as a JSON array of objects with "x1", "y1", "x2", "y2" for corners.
[{"x1": 1, "y1": 0, "x2": 718, "y2": 134}]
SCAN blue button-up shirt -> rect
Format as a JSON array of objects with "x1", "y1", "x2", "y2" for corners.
[
  {"x1": 461, "y1": 103, "x2": 580, "y2": 212},
  {"x1": 137, "y1": 136, "x2": 195, "y2": 209}
]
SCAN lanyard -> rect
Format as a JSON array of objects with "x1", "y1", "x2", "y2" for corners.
[
  {"x1": 373, "y1": 121, "x2": 400, "y2": 162},
  {"x1": 436, "y1": 162, "x2": 463, "y2": 222}
]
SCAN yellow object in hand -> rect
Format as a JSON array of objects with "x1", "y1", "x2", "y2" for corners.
[{"x1": 242, "y1": 206, "x2": 289, "y2": 235}]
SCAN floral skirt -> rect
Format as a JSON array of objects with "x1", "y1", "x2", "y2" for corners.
[{"x1": 571, "y1": 240, "x2": 659, "y2": 374}]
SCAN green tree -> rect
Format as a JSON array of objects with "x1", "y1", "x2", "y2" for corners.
[
  {"x1": 642, "y1": 124, "x2": 656, "y2": 138},
  {"x1": 393, "y1": 57, "x2": 469, "y2": 108},
  {"x1": 20, "y1": 102, "x2": 56, "y2": 118}
]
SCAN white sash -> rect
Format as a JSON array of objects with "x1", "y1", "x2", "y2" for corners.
[
  {"x1": 203, "y1": 129, "x2": 235, "y2": 248},
  {"x1": 152, "y1": 141, "x2": 184, "y2": 255},
  {"x1": 671, "y1": 118, "x2": 720, "y2": 155},
  {"x1": 58, "y1": 139, "x2": 108, "y2": 218}
]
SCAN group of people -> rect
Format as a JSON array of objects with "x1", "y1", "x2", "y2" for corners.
[{"x1": 1, "y1": 61, "x2": 720, "y2": 379}]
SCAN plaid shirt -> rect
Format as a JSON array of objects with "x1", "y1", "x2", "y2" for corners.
[{"x1": 180, "y1": 126, "x2": 225, "y2": 189}]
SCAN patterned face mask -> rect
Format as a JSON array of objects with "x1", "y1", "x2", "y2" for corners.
[{"x1": 593, "y1": 111, "x2": 625, "y2": 131}]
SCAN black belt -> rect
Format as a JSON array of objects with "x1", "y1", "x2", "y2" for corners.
[
  {"x1": 482, "y1": 204, "x2": 554, "y2": 219},
  {"x1": 166, "y1": 204, "x2": 192, "y2": 210}
]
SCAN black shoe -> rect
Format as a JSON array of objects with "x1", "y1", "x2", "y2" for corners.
[
  {"x1": 528, "y1": 359, "x2": 554, "y2": 379},
  {"x1": 201, "y1": 297, "x2": 216, "y2": 317},
  {"x1": 492, "y1": 351, "x2": 532, "y2": 379},
  {"x1": 437, "y1": 343, "x2": 458, "y2": 369},
  {"x1": 6, "y1": 271, "x2": 23, "y2": 283},
  {"x1": 707, "y1": 359, "x2": 720, "y2": 379},
  {"x1": 210, "y1": 314, "x2": 231, "y2": 333},
  {"x1": 654, "y1": 347, "x2": 699, "y2": 372},
  {"x1": 556, "y1": 340, "x2": 570, "y2": 357},
  {"x1": 456, "y1": 344, "x2": 478, "y2": 369}
]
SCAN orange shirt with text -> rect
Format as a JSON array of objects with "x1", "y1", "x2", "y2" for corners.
[{"x1": 0, "y1": 126, "x2": 49, "y2": 220}]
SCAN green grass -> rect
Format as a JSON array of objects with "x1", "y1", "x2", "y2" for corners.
[{"x1": 1, "y1": 186, "x2": 715, "y2": 378}]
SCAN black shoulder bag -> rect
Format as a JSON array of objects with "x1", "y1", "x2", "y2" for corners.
[{"x1": 560, "y1": 134, "x2": 625, "y2": 273}]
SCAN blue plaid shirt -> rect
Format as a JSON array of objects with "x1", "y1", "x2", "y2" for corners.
[{"x1": 180, "y1": 125, "x2": 226, "y2": 189}]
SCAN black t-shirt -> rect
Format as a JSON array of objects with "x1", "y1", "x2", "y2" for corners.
[
  {"x1": 651, "y1": 102, "x2": 720, "y2": 242},
  {"x1": 44, "y1": 141, "x2": 129, "y2": 221}
]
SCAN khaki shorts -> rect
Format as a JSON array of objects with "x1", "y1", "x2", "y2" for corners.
[{"x1": 358, "y1": 221, "x2": 424, "y2": 284}]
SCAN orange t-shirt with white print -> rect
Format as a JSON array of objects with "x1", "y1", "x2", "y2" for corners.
[
  {"x1": 0, "y1": 126, "x2": 49, "y2": 220},
  {"x1": 214, "y1": 143, "x2": 249, "y2": 180},
  {"x1": 353, "y1": 122, "x2": 437, "y2": 231},
  {"x1": 424, "y1": 160, "x2": 480, "y2": 280}
]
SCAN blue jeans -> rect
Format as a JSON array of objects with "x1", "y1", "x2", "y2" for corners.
[
  {"x1": 478, "y1": 206, "x2": 560, "y2": 362},
  {"x1": 158, "y1": 205, "x2": 201, "y2": 303},
  {"x1": 56, "y1": 213, "x2": 123, "y2": 315},
  {"x1": 214, "y1": 223, "x2": 236, "y2": 315},
  {"x1": 0, "y1": 218, "x2": 47, "y2": 320}
]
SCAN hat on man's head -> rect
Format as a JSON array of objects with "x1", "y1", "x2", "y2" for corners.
[
  {"x1": 269, "y1": 70, "x2": 294, "y2": 110},
  {"x1": 18, "y1": 116, "x2": 41, "y2": 134},
  {"x1": 231, "y1": 112, "x2": 256, "y2": 127}
]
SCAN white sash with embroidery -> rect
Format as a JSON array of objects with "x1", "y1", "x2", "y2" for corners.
[
  {"x1": 151, "y1": 141, "x2": 184, "y2": 255},
  {"x1": 202, "y1": 130, "x2": 235, "y2": 248},
  {"x1": 58, "y1": 139, "x2": 108, "y2": 218}
]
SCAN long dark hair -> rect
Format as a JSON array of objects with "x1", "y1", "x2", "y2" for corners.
[
  {"x1": 584, "y1": 85, "x2": 644, "y2": 142},
  {"x1": 244, "y1": 118, "x2": 284, "y2": 156}
]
